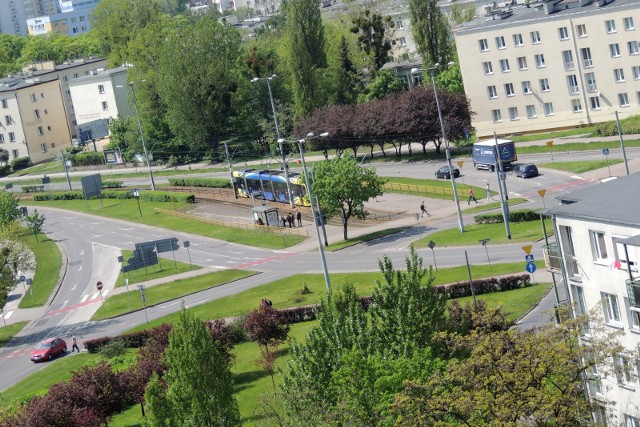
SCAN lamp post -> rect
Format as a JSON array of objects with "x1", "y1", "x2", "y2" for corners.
[
  {"x1": 298, "y1": 133, "x2": 331, "y2": 294},
  {"x1": 131, "y1": 188, "x2": 142, "y2": 217},
  {"x1": 123, "y1": 81, "x2": 156, "y2": 190},
  {"x1": 412, "y1": 64, "x2": 464, "y2": 232},
  {"x1": 252, "y1": 75, "x2": 295, "y2": 208}
]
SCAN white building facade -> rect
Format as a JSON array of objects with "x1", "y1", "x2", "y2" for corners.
[{"x1": 454, "y1": 0, "x2": 640, "y2": 138}]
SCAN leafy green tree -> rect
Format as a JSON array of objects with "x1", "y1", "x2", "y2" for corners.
[
  {"x1": 409, "y1": 0, "x2": 452, "y2": 68},
  {"x1": 0, "y1": 34, "x2": 26, "y2": 76},
  {"x1": 0, "y1": 223, "x2": 36, "y2": 308},
  {"x1": 0, "y1": 190, "x2": 20, "y2": 228},
  {"x1": 333, "y1": 36, "x2": 360, "y2": 105},
  {"x1": 350, "y1": 10, "x2": 395, "y2": 72},
  {"x1": 144, "y1": 309, "x2": 240, "y2": 426},
  {"x1": 448, "y1": 3, "x2": 476, "y2": 25},
  {"x1": 24, "y1": 210, "x2": 45, "y2": 242},
  {"x1": 359, "y1": 68, "x2": 405, "y2": 102},
  {"x1": 312, "y1": 156, "x2": 385, "y2": 239},
  {"x1": 285, "y1": 0, "x2": 327, "y2": 119},
  {"x1": 435, "y1": 60, "x2": 464, "y2": 94}
]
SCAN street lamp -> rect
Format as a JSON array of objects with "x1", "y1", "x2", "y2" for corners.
[
  {"x1": 131, "y1": 188, "x2": 142, "y2": 217},
  {"x1": 252, "y1": 75, "x2": 295, "y2": 208},
  {"x1": 298, "y1": 133, "x2": 331, "y2": 294},
  {"x1": 412, "y1": 63, "x2": 465, "y2": 233}
]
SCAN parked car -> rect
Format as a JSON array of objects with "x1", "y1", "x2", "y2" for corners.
[
  {"x1": 435, "y1": 166, "x2": 461, "y2": 179},
  {"x1": 513, "y1": 163, "x2": 539, "y2": 178},
  {"x1": 31, "y1": 338, "x2": 67, "y2": 362}
]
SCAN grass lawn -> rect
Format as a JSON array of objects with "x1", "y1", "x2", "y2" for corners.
[
  {"x1": 26, "y1": 199, "x2": 306, "y2": 249},
  {"x1": 462, "y1": 198, "x2": 528, "y2": 214},
  {"x1": 325, "y1": 226, "x2": 410, "y2": 252},
  {"x1": 383, "y1": 177, "x2": 487, "y2": 201},
  {"x1": 19, "y1": 233, "x2": 62, "y2": 309},
  {"x1": 517, "y1": 139, "x2": 640, "y2": 155},
  {"x1": 509, "y1": 127, "x2": 596, "y2": 142},
  {"x1": 413, "y1": 219, "x2": 550, "y2": 247},
  {"x1": 456, "y1": 283, "x2": 551, "y2": 321},
  {"x1": 539, "y1": 159, "x2": 623, "y2": 174},
  {"x1": 0, "y1": 321, "x2": 28, "y2": 348},
  {"x1": 92, "y1": 270, "x2": 256, "y2": 321},
  {"x1": 115, "y1": 250, "x2": 201, "y2": 288}
]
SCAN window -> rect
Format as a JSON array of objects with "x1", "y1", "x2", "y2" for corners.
[
  {"x1": 539, "y1": 78, "x2": 550, "y2": 92},
  {"x1": 585, "y1": 72, "x2": 597, "y2": 92},
  {"x1": 65, "y1": 90, "x2": 71, "y2": 99},
  {"x1": 567, "y1": 75, "x2": 579, "y2": 95},
  {"x1": 11, "y1": 149, "x2": 18, "y2": 159},
  {"x1": 572, "y1": 99, "x2": 583, "y2": 112},
  {"x1": 543, "y1": 102, "x2": 554, "y2": 116},
  {"x1": 487, "y1": 85, "x2": 498, "y2": 98},
  {"x1": 73, "y1": 73, "x2": 78, "y2": 78},
  {"x1": 573, "y1": 285, "x2": 590, "y2": 335},
  {"x1": 1, "y1": 99, "x2": 7, "y2": 109},
  {"x1": 625, "y1": 415, "x2": 640, "y2": 427},
  {"x1": 513, "y1": 33, "x2": 523, "y2": 46},
  {"x1": 8, "y1": 132, "x2": 15, "y2": 142},
  {"x1": 633, "y1": 66, "x2": 640, "y2": 80},
  {"x1": 530, "y1": 31, "x2": 541, "y2": 44},
  {"x1": 593, "y1": 405, "x2": 607, "y2": 425},
  {"x1": 526, "y1": 104, "x2": 536, "y2": 118},
  {"x1": 63, "y1": 75, "x2": 68, "y2": 83},
  {"x1": 4, "y1": 115, "x2": 11, "y2": 125},
  {"x1": 614, "y1": 68, "x2": 625, "y2": 82},
  {"x1": 591, "y1": 231, "x2": 609, "y2": 260},
  {"x1": 504, "y1": 83, "x2": 515, "y2": 97},
  {"x1": 499, "y1": 59, "x2": 510, "y2": 72},
  {"x1": 508, "y1": 107, "x2": 519, "y2": 120},
  {"x1": 101, "y1": 101, "x2": 109, "y2": 111},
  {"x1": 522, "y1": 81, "x2": 532, "y2": 94},
  {"x1": 614, "y1": 354, "x2": 635, "y2": 386},
  {"x1": 495, "y1": 36, "x2": 506, "y2": 49},
  {"x1": 610, "y1": 43, "x2": 621, "y2": 57},
  {"x1": 479, "y1": 38, "x2": 489, "y2": 51},
  {"x1": 562, "y1": 50, "x2": 574, "y2": 70},
  {"x1": 40, "y1": 143, "x2": 48, "y2": 152},
  {"x1": 576, "y1": 23, "x2": 587, "y2": 37},
  {"x1": 0, "y1": 134, "x2": 4, "y2": 143},
  {"x1": 98, "y1": 84, "x2": 105, "y2": 94},
  {"x1": 638, "y1": 91, "x2": 640, "y2": 105},
  {"x1": 624, "y1": 17, "x2": 635, "y2": 31},
  {"x1": 580, "y1": 47, "x2": 592, "y2": 67},
  {"x1": 558, "y1": 26, "x2": 569, "y2": 40},
  {"x1": 396, "y1": 20, "x2": 404, "y2": 29},
  {"x1": 630, "y1": 308, "x2": 640, "y2": 330},
  {"x1": 399, "y1": 37, "x2": 407, "y2": 46},
  {"x1": 619, "y1": 93, "x2": 630, "y2": 107},
  {"x1": 517, "y1": 56, "x2": 527, "y2": 70},
  {"x1": 605, "y1": 19, "x2": 616, "y2": 33},
  {"x1": 30, "y1": 93, "x2": 36, "y2": 102},
  {"x1": 37, "y1": 126, "x2": 44, "y2": 136},
  {"x1": 483, "y1": 61, "x2": 493, "y2": 75},
  {"x1": 629, "y1": 41, "x2": 640, "y2": 55},
  {"x1": 590, "y1": 96, "x2": 601, "y2": 110},
  {"x1": 491, "y1": 109, "x2": 502, "y2": 122},
  {"x1": 80, "y1": 15, "x2": 85, "y2": 22},
  {"x1": 34, "y1": 109, "x2": 40, "y2": 119},
  {"x1": 602, "y1": 292, "x2": 621, "y2": 323},
  {"x1": 535, "y1": 54, "x2": 545, "y2": 68},
  {"x1": 586, "y1": 360, "x2": 603, "y2": 397}
]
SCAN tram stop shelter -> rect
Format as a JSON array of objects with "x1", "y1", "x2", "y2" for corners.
[{"x1": 252, "y1": 206, "x2": 280, "y2": 227}]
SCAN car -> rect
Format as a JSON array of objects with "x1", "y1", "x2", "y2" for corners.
[
  {"x1": 513, "y1": 163, "x2": 539, "y2": 178},
  {"x1": 435, "y1": 166, "x2": 461, "y2": 179},
  {"x1": 31, "y1": 338, "x2": 67, "y2": 362}
]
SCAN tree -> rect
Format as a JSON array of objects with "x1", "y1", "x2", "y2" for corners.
[
  {"x1": 435, "y1": 61, "x2": 464, "y2": 94},
  {"x1": 144, "y1": 309, "x2": 240, "y2": 426},
  {"x1": 312, "y1": 156, "x2": 385, "y2": 240},
  {"x1": 409, "y1": 0, "x2": 452, "y2": 68},
  {"x1": 24, "y1": 210, "x2": 45, "y2": 242},
  {"x1": 0, "y1": 190, "x2": 20, "y2": 228},
  {"x1": 350, "y1": 10, "x2": 395, "y2": 72},
  {"x1": 359, "y1": 68, "x2": 405, "y2": 102},
  {"x1": 285, "y1": 0, "x2": 327, "y2": 119},
  {"x1": 333, "y1": 36, "x2": 360, "y2": 105},
  {"x1": 0, "y1": 34, "x2": 26, "y2": 76},
  {"x1": 0, "y1": 223, "x2": 35, "y2": 309},
  {"x1": 243, "y1": 306, "x2": 290, "y2": 351}
]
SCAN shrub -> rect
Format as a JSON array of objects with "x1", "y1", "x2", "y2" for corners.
[
  {"x1": 0, "y1": 165, "x2": 10, "y2": 177},
  {"x1": 32, "y1": 190, "x2": 195, "y2": 203},
  {"x1": 102, "y1": 180, "x2": 124, "y2": 189},
  {"x1": 10, "y1": 156, "x2": 31, "y2": 171},
  {"x1": 69, "y1": 152, "x2": 105, "y2": 166},
  {"x1": 100, "y1": 339, "x2": 127, "y2": 358},
  {"x1": 435, "y1": 274, "x2": 530, "y2": 299},
  {"x1": 474, "y1": 209, "x2": 539, "y2": 224},
  {"x1": 168, "y1": 177, "x2": 231, "y2": 188},
  {"x1": 594, "y1": 114, "x2": 640, "y2": 136}
]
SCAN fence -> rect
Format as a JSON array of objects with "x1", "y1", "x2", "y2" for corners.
[{"x1": 384, "y1": 182, "x2": 456, "y2": 197}]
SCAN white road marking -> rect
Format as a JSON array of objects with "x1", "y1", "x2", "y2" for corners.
[
  {"x1": 77, "y1": 266, "x2": 83, "y2": 271},
  {"x1": 91, "y1": 235, "x2": 103, "y2": 238},
  {"x1": 3, "y1": 311, "x2": 13, "y2": 319},
  {"x1": 80, "y1": 295, "x2": 89, "y2": 303},
  {"x1": 210, "y1": 266, "x2": 227, "y2": 269},
  {"x1": 70, "y1": 284, "x2": 76, "y2": 291},
  {"x1": 102, "y1": 289, "x2": 110, "y2": 298},
  {"x1": 62, "y1": 300, "x2": 69, "y2": 307},
  {"x1": 79, "y1": 250, "x2": 85, "y2": 256}
]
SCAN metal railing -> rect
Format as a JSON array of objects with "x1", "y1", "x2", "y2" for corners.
[
  {"x1": 564, "y1": 61, "x2": 575, "y2": 71},
  {"x1": 587, "y1": 83, "x2": 598, "y2": 92},
  {"x1": 543, "y1": 243, "x2": 580, "y2": 276},
  {"x1": 569, "y1": 86, "x2": 579, "y2": 95}
]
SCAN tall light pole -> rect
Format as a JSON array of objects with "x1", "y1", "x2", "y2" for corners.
[
  {"x1": 127, "y1": 82, "x2": 156, "y2": 191},
  {"x1": 252, "y1": 75, "x2": 295, "y2": 208},
  {"x1": 412, "y1": 64, "x2": 464, "y2": 232},
  {"x1": 615, "y1": 111, "x2": 630, "y2": 175}
]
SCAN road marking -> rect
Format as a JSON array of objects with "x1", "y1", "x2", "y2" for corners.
[
  {"x1": 102, "y1": 289, "x2": 110, "y2": 298},
  {"x1": 77, "y1": 266, "x2": 83, "y2": 271},
  {"x1": 80, "y1": 295, "x2": 89, "y2": 303},
  {"x1": 3, "y1": 310, "x2": 13, "y2": 319},
  {"x1": 62, "y1": 300, "x2": 69, "y2": 307},
  {"x1": 79, "y1": 250, "x2": 84, "y2": 256},
  {"x1": 70, "y1": 284, "x2": 76, "y2": 291},
  {"x1": 210, "y1": 266, "x2": 226, "y2": 269},
  {"x1": 91, "y1": 235, "x2": 103, "y2": 238}
]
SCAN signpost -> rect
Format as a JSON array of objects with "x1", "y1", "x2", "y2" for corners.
[
  {"x1": 538, "y1": 189, "x2": 547, "y2": 208},
  {"x1": 138, "y1": 285, "x2": 149, "y2": 323},
  {"x1": 479, "y1": 239, "x2": 492, "y2": 272},
  {"x1": 457, "y1": 161, "x2": 465, "y2": 184},
  {"x1": 96, "y1": 281, "x2": 104, "y2": 305},
  {"x1": 427, "y1": 240, "x2": 437, "y2": 271},
  {"x1": 524, "y1": 254, "x2": 536, "y2": 282},
  {"x1": 546, "y1": 140, "x2": 554, "y2": 162},
  {"x1": 602, "y1": 148, "x2": 611, "y2": 177},
  {"x1": 184, "y1": 241, "x2": 192, "y2": 268}
]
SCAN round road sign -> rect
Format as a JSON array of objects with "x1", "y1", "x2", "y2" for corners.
[{"x1": 96, "y1": 281, "x2": 103, "y2": 291}]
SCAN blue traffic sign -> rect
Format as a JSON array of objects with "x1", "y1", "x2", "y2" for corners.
[
  {"x1": 19, "y1": 275, "x2": 26, "y2": 282},
  {"x1": 525, "y1": 254, "x2": 534, "y2": 262},
  {"x1": 525, "y1": 262, "x2": 537, "y2": 273},
  {"x1": 602, "y1": 148, "x2": 610, "y2": 156}
]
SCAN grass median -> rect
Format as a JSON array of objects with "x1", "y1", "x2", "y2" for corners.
[
  {"x1": 0, "y1": 321, "x2": 29, "y2": 348},
  {"x1": 325, "y1": 226, "x2": 411, "y2": 252},
  {"x1": 92, "y1": 269, "x2": 256, "y2": 320},
  {"x1": 19, "y1": 233, "x2": 62, "y2": 309},
  {"x1": 462, "y1": 197, "x2": 528, "y2": 214},
  {"x1": 115, "y1": 250, "x2": 201, "y2": 288},
  {"x1": 539, "y1": 159, "x2": 623, "y2": 174},
  {"x1": 384, "y1": 177, "x2": 486, "y2": 201}
]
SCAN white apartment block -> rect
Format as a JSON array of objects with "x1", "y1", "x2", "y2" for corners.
[
  {"x1": 544, "y1": 174, "x2": 640, "y2": 425},
  {"x1": 454, "y1": 0, "x2": 640, "y2": 138}
]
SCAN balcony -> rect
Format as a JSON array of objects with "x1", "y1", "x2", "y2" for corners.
[
  {"x1": 583, "y1": 59, "x2": 593, "y2": 67},
  {"x1": 543, "y1": 243, "x2": 563, "y2": 271},
  {"x1": 626, "y1": 279, "x2": 640, "y2": 308},
  {"x1": 587, "y1": 83, "x2": 598, "y2": 92},
  {"x1": 564, "y1": 61, "x2": 575, "y2": 71},
  {"x1": 569, "y1": 86, "x2": 579, "y2": 95}
]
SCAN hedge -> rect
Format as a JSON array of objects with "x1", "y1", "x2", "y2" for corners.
[
  {"x1": 168, "y1": 177, "x2": 231, "y2": 188},
  {"x1": 435, "y1": 274, "x2": 531, "y2": 299},
  {"x1": 474, "y1": 209, "x2": 539, "y2": 224},
  {"x1": 102, "y1": 180, "x2": 124, "y2": 189},
  {"x1": 69, "y1": 152, "x2": 105, "y2": 166},
  {"x1": 32, "y1": 190, "x2": 195, "y2": 203},
  {"x1": 0, "y1": 165, "x2": 10, "y2": 177},
  {"x1": 10, "y1": 156, "x2": 31, "y2": 171}
]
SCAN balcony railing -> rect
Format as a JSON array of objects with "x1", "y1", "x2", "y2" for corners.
[
  {"x1": 564, "y1": 61, "x2": 575, "y2": 71},
  {"x1": 587, "y1": 83, "x2": 598, "y2": 92},
  {"x1": 583, "y1": 58, "x2": 593, "y2": 67},
  {"x1": 626, "y1": 279, "x2": 640, "y2": 308},
  {"x1": 569, "y1": 86, "x2": 579, "y2": 95},
  {"x1": 543, "y1": 243, "x2": 580, "y2": 277}
]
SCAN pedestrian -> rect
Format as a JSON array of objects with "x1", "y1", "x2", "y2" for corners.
[
  {"x1": 71, "y1": 335, "x2": 80, "y2": 353},
  {"x1": 486, "y1": 182, "x2": 493, "y2": 201},
  {"x1": 287, "y1": 213, "x2": 293, "y2": 228},
  {"x1": 296, "y1": 210, "x2": 302, "y2": 226},
  {"x1": 420, "y1": 201, "x2": 431, "y2": 217},
  {"x1": 468, "y1": 187, "x2": 478, "y2": 204},
  {"x1": 281, "y1": 214, "x2": 287, "y2": 227}
]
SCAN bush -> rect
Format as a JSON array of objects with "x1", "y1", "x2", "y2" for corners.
[
  {"x1": 102, "y1": 180, "x2": 124, "y2": 189},
  {"x1": 168, "y1": 177, "x2": 231, "y2": 188},
  {"x1": 474, "y1": 209, "x2": 539, "y2": 224},
  {"x1": 70, "y1": 152, "x2": 105, "y2": 167},
  {"x1": 99, "y1": 339, "x2": 127, "y2": 358},
  {"x1": 33, "y1": 190, "x2": 195, "y2": 203},
  {"x1": 0, "y1": 165, "x2": 10, "y2": 177},
  {"x1": 10, "y1": 156, "x2": 32, "y2": 171},
  {"x1": 594, "y1": 114, "x2": 640, "y2": 136},
  {"x1": 435, "y1": 274, "x2": 531, "y2": 299}
]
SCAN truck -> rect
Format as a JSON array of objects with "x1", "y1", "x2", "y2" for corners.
[{"x1": 472, "y1": 139, "x2": 517, "y2": 171}]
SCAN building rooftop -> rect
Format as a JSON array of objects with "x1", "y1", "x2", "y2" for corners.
[
  {"x1": 0, "y1": 73, "x2": 59, "y2": 93},
  {"x1": 69, "y1": 66, "x2": 128, "y2": 84},
  {"x1": 547, "y1": 173, "x2": 640, "y2": 227}
]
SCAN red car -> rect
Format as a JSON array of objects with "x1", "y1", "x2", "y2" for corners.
[{"x1": 31, "y1": 338, "x2": 67, "y2": 362}]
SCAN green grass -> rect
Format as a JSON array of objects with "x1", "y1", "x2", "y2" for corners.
[
  {"x1": 325, "y1": 226, "x2": 410, "y2": 251},
  {"x1": 0, "y1": 321, "x2": 28, "y2": 348},
  {"x1": 456, "y1": 283, "x2": 551, "y2": 321},
  {"x1": 509, "y1": 127, "x2": 596, "y2": 142},
  {"x1": 462, "y1": 198, "x2": 528, "y2": 214},
  {"x1": 413, "y1": 219, "x2": 551, "y2": 247},
  {"x1": 517, "y1": 139, "x2": 640, "y2": 155},
  {"x1": 18, "y1": 233, "x2": 62, "y2": 309},
  {"x1": 92, "y1": 270, "x2": 256, "y2": 321},
  {"x1": 539, "y1": 159, "x2": 623, "y2": 174},
  {"x1": 11, "y1": 161, "x2": 64, "y2": 176},
  {"x1": 115, "y1": 250, "x2": 201, "y2": 288},
  {"x1": 26, "y1": 199, "x2": 306, "y2": 249},
  {"x1": 383, "y1": 177, "x2": 488, "y2": 201}
]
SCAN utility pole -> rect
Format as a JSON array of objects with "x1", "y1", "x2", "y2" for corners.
[
  {"x1": 615, "y1": 111, "x2": 630, "y2": 175},
  {"x1": 129, "y1": 82, "x2": 156, "y2": 190},
  {"x1": 223, "y1": 141, "x2": 237, "y2": 199},
  {"x1": 494, "y1": 132, "x2": 511, "y2": 240},
  {"x1": 60, "y1": 150, "x2": 72, "y2": 191}
]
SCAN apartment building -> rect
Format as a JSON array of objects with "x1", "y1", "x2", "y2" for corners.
[
  {"x1": 453, "y1": 0, "x2": 640, "y2": 138},
  {"x1": 26, "y1": 0, "x2": 100, "y2": 36},
  {"x1": 544, "y1": 174, "x2": 640, "y2": 425}
]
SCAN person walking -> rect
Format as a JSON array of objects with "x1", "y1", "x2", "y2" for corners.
[
  {"x1": 468, "y1": 187, "x2": 478, "y2": 204},
  {"x1": 486, "y1": 182, "x2": 494, "y2": 201},
  {"x1": 296, "y1": 210, "x2": 302, "y2": 226},
  {"x1": 71, "y1": 335, "x2": 80, "y2": 353},
  {"x1": 280, "y1": 214, "x2": 287, "y2": 227},
  {"x1": 420, "y1": 201, "x2": 431, "y2": 217}
]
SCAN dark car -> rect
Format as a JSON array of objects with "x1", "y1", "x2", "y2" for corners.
[
  {"x1": 435, "y1": 166, "x2": 461, "y2": 179},
  {"x1": 513, "y1": 163, "x2": 539, "y2": 178},
  {"x1": 31, "y1": 338, "x2": 67, "y2": 362}
]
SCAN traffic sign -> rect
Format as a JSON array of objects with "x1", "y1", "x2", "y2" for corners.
[
  {"x1": 19, "y1": 275, "x2": 26, "y2": 282},
  {"x1": 602, "y1": 148, "x2": 610, "y2": 156},
  {"x1": 525, "y1": 254, "x2": 534, "y2": 262},
  {"x1": 96, "y1": 281, "x2": 103, "y2": 290},
  {"x1": 427, "y1": 240, "x2": 436, "y2": 250},
  {"x1": 538, "y1": 189, "x2": 546, "y2": 198},
  {"x1": 457, "y1": 161, "x2": 464, "y2": 168},
  {"x1": 137, "y1": 285, "x2": 146, "y2": 303},
  {"x1": 546, "y1": 140, "x2": 554, "y2": 148},
  {"x1": 525, "y1": 262, "x2": 537, "y2": 273},
  {"x1": 522, "y1": 245, "x2": 532, "y2": 255},
  {"x1": 415, "y1": 213, "x2": 420, "y2": 222}
]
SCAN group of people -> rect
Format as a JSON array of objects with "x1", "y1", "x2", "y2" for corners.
[{"x1": 281, "y1": 211, "x2": 302, "y2": 228}]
